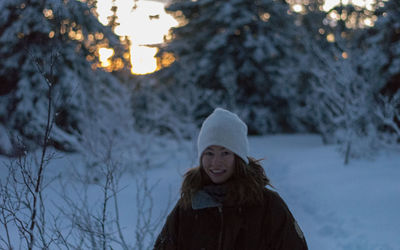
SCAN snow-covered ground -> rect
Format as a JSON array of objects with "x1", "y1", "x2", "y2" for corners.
[
  {"x1": 126, "y1": 134, "x2": 400, "y2": 249},
  {"x1": 1, "y1": 134, "x2": 399, "y2": 249},
  {"x1": 251, "y1": 135, "x2": 400, "y2": 250}
]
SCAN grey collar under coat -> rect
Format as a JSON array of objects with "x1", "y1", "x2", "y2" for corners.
[{"x1": 191, "y1": 190, "x2": 222, "y2": 210}]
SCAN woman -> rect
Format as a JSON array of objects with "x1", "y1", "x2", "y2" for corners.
[{"x1": 154, "y1": 108, "x2": 308, "y2": 250}]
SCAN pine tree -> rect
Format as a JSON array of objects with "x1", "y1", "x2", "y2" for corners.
[
  {"x1": 0, "y1": 0, "x2": 130, "y2": 155},
  {"x1": 151, "y1": 0, "x2": 305, "y2": 134},
  {"x1": 366, "y1": 0, "x2": 400, "y2": 96},
  {"x1": 363, "y1": 0, "x2": 400, "y2": 145}
]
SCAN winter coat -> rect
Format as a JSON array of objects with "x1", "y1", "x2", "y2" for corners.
[{"x1": 154, "y1": 187, "x2": 308, "y2": 250}]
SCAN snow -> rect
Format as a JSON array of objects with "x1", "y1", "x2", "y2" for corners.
[
  {"x1": 0, "y1": 125, "x2": 12, "y2": 154},
  {"x1": 250, "y1": 135, "x2": 400, "y2": 249},
  {"x1": 1, "y1": 134, "x2": 399, "y2": 249}
]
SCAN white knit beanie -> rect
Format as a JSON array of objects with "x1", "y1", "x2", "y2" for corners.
[{"x1": 197, "y1": 108, "x2": 249, "y2": 164}]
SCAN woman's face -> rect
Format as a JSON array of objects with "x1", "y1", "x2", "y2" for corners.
[{"x1": 201, "y1": 145, "x2": 235, "y2": 184}]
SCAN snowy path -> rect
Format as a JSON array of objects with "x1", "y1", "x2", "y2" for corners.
[{"x1": 250, "y1": 135, "x2": 400, "y2": 250}]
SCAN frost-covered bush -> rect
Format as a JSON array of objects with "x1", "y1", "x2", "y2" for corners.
[
  {"x1": 376, "y1": 92, "x2": 400, "y2": 146},
  {"x1": 306, "y1": 49, "x2": 378, "y2": 162}
]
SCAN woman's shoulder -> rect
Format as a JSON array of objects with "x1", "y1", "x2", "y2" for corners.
[
  {"x1": 261, "y1": 187, "x2": 292, "y2": 212},
  {"x1": 261, "y1": 188, "x2": 307, "y2": 246},
  {"x1": 262, "y1": 187, "x2": 281, "y2": 201}
]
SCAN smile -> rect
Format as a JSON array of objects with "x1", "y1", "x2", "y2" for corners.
[{"x1": 210, "y1": 169, "x2": 226, "y2": 174}]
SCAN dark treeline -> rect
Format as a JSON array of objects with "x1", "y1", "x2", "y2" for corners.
[{"x1": 0, "y1": 0, "x2": 399, "y2": 162}]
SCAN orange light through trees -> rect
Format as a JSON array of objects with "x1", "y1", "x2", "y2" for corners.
[
  {"x1": 99, "y1": 47, "x2": 114, "y2": 68},
  {"x1": 96, "y1": 0, "x2": 178, "y2": 75}
]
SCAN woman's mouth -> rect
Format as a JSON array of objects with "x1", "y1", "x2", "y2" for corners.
[{"x1": 209, "y1": 169, "x2": 226, "y2": 175}]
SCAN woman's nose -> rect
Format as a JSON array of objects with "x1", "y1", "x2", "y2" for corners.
[{"x1": 211, "y1": 155, "x2": 222, "y2": 165}]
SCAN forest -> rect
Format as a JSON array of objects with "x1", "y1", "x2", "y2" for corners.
[{"x1": 0, "y1": 0, "x2": 399, "y2": 249}]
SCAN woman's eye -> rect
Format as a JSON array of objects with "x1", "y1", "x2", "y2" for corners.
[
  {"x1": 222, "y1": 151, "x2": 231, "y2": 156},
  {"x1": 204, "y1": 151, "x2": 213, "y2": 156}
]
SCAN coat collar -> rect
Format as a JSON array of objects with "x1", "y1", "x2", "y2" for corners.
[{"x1": 191, "y1": 190, "x2": 222, "y2": 210}]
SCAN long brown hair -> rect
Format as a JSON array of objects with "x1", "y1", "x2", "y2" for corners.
[{"x1": 180, "y1": 156, "x2": 271, "y2": 209}]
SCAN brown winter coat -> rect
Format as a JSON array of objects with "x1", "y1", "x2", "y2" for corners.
[{"x1": 154, "y1": 188, "x2": 308, "y2": 250}]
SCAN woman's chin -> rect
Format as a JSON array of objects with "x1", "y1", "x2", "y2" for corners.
[{"x1": 209, "y1": 175, "x2": 229, "y2": 184}]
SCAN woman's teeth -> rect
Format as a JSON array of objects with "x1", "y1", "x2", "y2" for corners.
[{"x1": 210, "y1": 169, "x2": 225, "y2": 174}]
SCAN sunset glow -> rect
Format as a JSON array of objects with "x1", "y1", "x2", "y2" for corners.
[
  {"x1": 131, "y1": 44, "x2": 158, "y2": 74},
  {"x1": 95, "y1": 0, "x2": 382, "y2": 74},
  {"x1": 322, "y1": 0, "x2": 382, "y2": 11},
  {"x1": 96, "y1": 0, "x2": 177, "y2": 75},
  {"x1": 98, "y1": 47, "x2": 114, "y2": 68}
]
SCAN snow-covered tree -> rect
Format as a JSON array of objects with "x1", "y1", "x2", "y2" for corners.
[
  {"x1": 362, "y1": 0, "x2": 400, "y2": 146},
  {"x1": 313, "y1": 54, "x2": 377, "y2": 162},
  {"x1": 0, "y1": 0, "x2": 130, "y2": 155},
  {"x1": 150, "y1": 0, "x2": 306, "y2": 134},
  {"x1": 376, "y1": 92, "x2": 400, "y2": 146},
  {"x1": 364, "y1": 0, "x2": 400, "y2": 96},
  {"x1": 302, "y1": 11, "x2": 396, "y2": 163}
]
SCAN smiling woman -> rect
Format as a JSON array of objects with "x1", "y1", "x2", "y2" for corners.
[
  {"x1": 96, "y1": 0, "x2": 177, "y2": 74},
  {"x1": 154, "y1": 108, "x2": 308, "y2": 250}
]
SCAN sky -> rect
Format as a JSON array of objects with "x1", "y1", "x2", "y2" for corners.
[
  {"x1": 96, "y1": 0, "x2": 178, "y2": 74},
  {"x1": 95, "y1": 0, "x2": 380, "y2": 75},
  {"x1": 322, "y1": 0, "x2": 379, "y2": 11}
]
